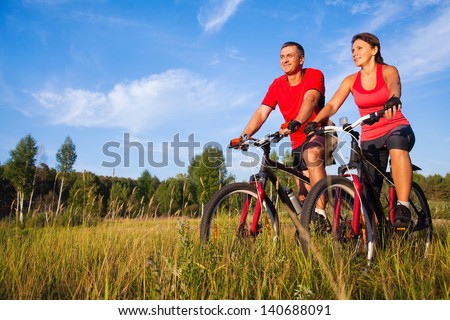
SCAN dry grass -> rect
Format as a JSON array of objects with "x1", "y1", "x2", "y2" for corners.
[{"x1": 0, "y1": 216, "x2": 449, "y2": 300}]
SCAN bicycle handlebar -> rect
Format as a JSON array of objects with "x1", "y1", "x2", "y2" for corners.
[
  {"x1": 229, "y1": 131, "x2": 284, "y2": 150},
  {"x1": 315, "y1": 108, "x2": 386, "y2": 136}
]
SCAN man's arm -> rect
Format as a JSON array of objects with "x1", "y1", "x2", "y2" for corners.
[
  {"x1": 295, "y1": 89, "x2": 322, "y2": 124},
  {"x1": 280, "y1": 89, "x2": 322, "y2": 135},
  {"x1": 241, "y1": 104, "x2": 273, "y2": 138}
]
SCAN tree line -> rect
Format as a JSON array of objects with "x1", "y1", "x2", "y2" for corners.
[
  {"x1": 0, "y1": 134, "x2": 448, "y2": 226},
  {"x1": 0, "y1": 134, "x2": 233, "y2": 226}
]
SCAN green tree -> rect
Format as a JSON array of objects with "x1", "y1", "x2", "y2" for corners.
[
  {"x1": 154, "y1": 174, "x2": 191, "y2": 216},
  {"x1": 444, "y1": 173, "x2": 450, "y2": 200},
  {"x1": 67, "y1": 171, "x2": 101, "y2": 225},
  {"x1": 134, "y1": 170, "x2": 160, "y2": 216},
  {"x1": 107, "y1": 181, "x2": 130, "y2": 218},
  {"x1": 154, "y1": 178, "x2": 179, "y2": 215},
  {"x1": 55, "y1": 136, "x2": 77, "y2": 215},
  {"x1": 34, "y1": 163, "x2": 57, "y2": 212},
  {"x1": 188, "y1": 146, "x2": 227, "y2": 208},
  {"x1": 426, "y1": 174, "x2": 444, "y2": 200},
  {"x1": 0, "y1": 165, "x2": 16, "y2": 218},
  {"x1": 3, "y1": 134, "x2": 38, "y2": 224}
]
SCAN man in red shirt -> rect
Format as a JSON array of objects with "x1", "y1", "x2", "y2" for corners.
[{"x1": 239, "y1": 41, "x2": 326, "y2": 204}]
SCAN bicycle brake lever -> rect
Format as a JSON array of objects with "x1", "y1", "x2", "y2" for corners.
[{"x1": 271, "y1": 132, "x2": 283, "y2": 143}]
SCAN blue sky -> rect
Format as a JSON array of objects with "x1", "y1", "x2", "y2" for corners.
[{"x1": 1, "y1": 0, "x2": 449, "y2": 182}]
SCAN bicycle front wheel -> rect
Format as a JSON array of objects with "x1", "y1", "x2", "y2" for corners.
[
  {"x1": 299, "y1": 176, "x2": 373, "y2": 263},
  {"x1": 200, "y1": 183, "x2": 280, "y2": 244}
]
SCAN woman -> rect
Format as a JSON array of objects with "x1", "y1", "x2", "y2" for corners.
[{"x1": 305, "y1": 32, "x2": 415, "y2": 228}]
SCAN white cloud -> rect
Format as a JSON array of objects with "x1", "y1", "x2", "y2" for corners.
[
  {"x1": 226, "y1": 47, "x2": 245, "y2": 61},
  {"x1": 413, "y1": 0, "x2": 442, "y2": 8},
  {"x1": 364, "y1": 2, "x2": 403, "y2": 32},
  {"x1": 323, "y1": 1, "x2": 450, "y2": 88},
  {"x1": 198, "y1": 0, "x2": 244, "y2": 33},
  {"x1": 350, "y1": 1, "x2": 371, "y2": 14},
  {"x1": 32, "y1": 69, "x2": 254, "y2": 133},
  {"x1": 390, "y1": 6, "x2": 450, "y2": 80}
]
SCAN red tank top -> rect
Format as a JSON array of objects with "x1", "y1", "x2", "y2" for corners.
[{"x1": 352, "y1": 64, "x2": 409, "y2": 141}]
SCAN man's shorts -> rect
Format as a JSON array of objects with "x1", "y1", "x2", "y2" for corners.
[{"x1": 292, "y1": 135, "x2": 326, "y2": 171}]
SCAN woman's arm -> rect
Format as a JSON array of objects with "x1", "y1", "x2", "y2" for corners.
[
  {"x1": 313, "y1": 74, "x2": 354, "y2": 124},
  {"x1": 383, "y1": 65, "x2": 402, "y2": 119}
]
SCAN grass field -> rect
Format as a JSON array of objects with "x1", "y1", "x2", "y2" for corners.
[{"x1": 1, "y1": 213, "x2": 449, "y2": 300}]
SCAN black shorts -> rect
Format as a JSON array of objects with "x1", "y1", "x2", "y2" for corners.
[
  {"x1": 361, "y1": 125, "x2": 415, "y2": 197},
  {"x1": 292, "y1": 136, "x2": 326, "y2": 171},
  {"x1": 361, "y1": 125, "x2": 415, "y2": 153}
]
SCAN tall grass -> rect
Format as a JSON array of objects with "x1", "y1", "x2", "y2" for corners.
[
  {"x1": 0, "y1": 217, "x2": 449, "y2": 300},
  {"x1": 429, "y1": 200, "x2": 450, "y2": 219}
]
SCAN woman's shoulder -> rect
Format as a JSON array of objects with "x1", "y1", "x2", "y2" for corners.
[
  {"x1": 381, "y1": 64, "x2": 399, "y2": 76},
  {"x1": 343, "y1": 72, "x2": 358, "y2": 88}
]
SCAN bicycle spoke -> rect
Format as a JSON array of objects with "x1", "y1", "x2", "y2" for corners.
[{"x1": 200, "y1": 183, "x2": 279, "y2": 245}]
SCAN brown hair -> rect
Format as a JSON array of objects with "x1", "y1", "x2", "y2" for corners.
[
  {"x1": 281, "y1": 41, "x2": 305, "y2": 58},
  {"x1": 352, "y1": 32, "x2": 385, "y2": 64}
]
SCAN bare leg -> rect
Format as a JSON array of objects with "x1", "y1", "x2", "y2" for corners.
[
  {"x1": 390, "y1": 149, "x2": 412, "y2": 202},
  {"x1": 303, "y1": 136, "x2": 327, "y2": 209},
  {"x1": 296, "y1": 171, "x2": 310, "y2": 203}
]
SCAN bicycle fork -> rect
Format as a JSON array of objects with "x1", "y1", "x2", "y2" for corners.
[
  {"x1": 389, "y1": 186, "x2": 397, "y2": 225},
  {"x1": 334, "y1": 174, "x2": 364, "y2": 238},
  {"x1": 239, "y1": 179, "x2": 266, "y2": 236},
  {"x1": 338, "y1": 174, "x2": 375, "y2": 264}
]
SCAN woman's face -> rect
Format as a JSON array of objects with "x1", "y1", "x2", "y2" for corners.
[{"x1": 352, "y1": 39, "x2": 377, "y2": 67}]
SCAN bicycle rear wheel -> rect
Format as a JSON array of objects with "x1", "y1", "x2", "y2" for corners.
[
  {"x1": 299, "y1": 176, "x2": 374, "y2": 264},
  {"x1": 404, "y1": 181, "x2": 433, "y2": 256},
  {"x1": 200, "y1": 182, "x2": 280, "y2": 244}
]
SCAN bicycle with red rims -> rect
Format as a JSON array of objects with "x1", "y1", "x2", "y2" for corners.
[
  {"x1": 298, "y1": 109, "x2": 432, "y2": 266},
  {"x1": 199, "y1": 131, "x2": 314, "y2": 244}
]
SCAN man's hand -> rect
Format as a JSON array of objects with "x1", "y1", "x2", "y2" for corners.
[
  {"x1": 229, "y1": 135, "x2": 249, "y2": 150},
  {"x1": 280, "y1": 120, "x2": 301, "y2": 136},
  {"x1": 229, "y1": 137, "x2": 242, "y2": 148}
]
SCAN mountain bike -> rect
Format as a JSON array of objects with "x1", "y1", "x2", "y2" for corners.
[
  {"x1": 200, "y1": 131, "x2": 317, "y2": 244},
  {"x1": 298, "y1": 109, "x2": 432, "y2": 266}
]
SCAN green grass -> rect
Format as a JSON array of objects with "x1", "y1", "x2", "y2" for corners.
[
  {"x1": 0, "y1": 216, "x2": 449, "y2": 300},
  {"x1": 429, "y1": 200, "x2": 450, "y2": 219}
]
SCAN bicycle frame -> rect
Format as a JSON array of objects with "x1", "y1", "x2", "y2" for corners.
[
  {"x1": 327, "y1": 111, "x2": 421, "y2": 238},
  {"x1": 237, "y1": 134, "x2": 311, "y2": 236}
]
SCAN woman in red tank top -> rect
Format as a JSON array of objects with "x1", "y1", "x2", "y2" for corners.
[{"x1": 305, "y1": 32, "x2": 416, "y2": 228}]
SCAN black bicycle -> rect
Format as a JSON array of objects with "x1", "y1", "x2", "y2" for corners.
[
  {"x1": 200, "y1": 131, "x2": 316, "y2": 244},
  {"x1": 298, "y1": 109, "x2": 432, "y2": 265}
]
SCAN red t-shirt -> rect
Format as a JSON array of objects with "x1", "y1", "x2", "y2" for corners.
[
  {"x1": 352, "y1": 64, "x2": 409, "y2": 141},
  {"x1": 261, "y1": 68, "x2": 325, "y2": 149}
]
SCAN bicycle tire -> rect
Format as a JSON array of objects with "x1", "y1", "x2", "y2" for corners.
[
  {"x1": 299, "y1": 176, "x2": 374, "y2": 263},
  {"x1": 404, "y1": 181, "x2": 433, "y2": 256},
  {"x1": 200, "y1": 182, "x2": 280, "y2": 243}
]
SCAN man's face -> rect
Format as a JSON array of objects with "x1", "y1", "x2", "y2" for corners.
[{"x1": 280, "y1": 45, "x2": 304, "y2": 75}]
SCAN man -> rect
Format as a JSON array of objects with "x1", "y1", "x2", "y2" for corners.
[{"x1": 238, "y1": 41, "x2": 326, "y2": 203}]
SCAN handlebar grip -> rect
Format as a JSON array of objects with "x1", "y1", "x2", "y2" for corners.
[
  {"x1": 362, "y1": 108, "x2": 386, "y2": 125},
  {"x1": 376, "y1": 109, "x2": 386, "y2": 117},
  {"x1": 229, "y1": 137, "x2": 242, "y2": 148},
  {"x1": 314, "y1": 126, "x2": 325, "y2": 136}
]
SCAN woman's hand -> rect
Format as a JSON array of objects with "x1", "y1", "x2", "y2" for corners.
[{"x1": 384, "y1": 96, "x2": 402, "y2": 119}]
